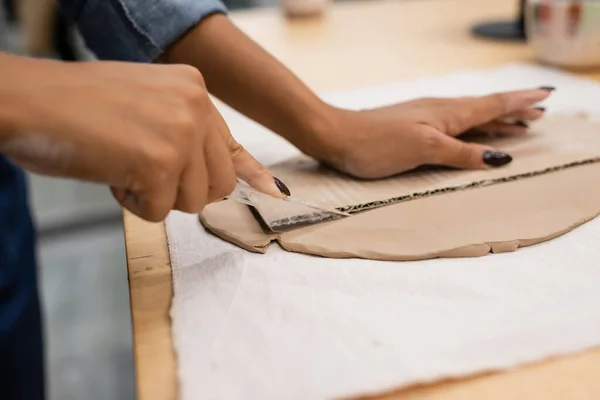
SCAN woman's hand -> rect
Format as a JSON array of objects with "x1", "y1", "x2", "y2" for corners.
[
  {"x1": 0, "y1": 54, "x2": 287, "y2": 222},
  {"x1": 311, "y1": 88, "x2": 553, "y2": 179}
]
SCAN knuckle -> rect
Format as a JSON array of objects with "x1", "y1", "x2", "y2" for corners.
[
  {"x1": 173, "y1": 64, "x2": 205, "y2": 84},
  {"x1": 493, "y1": 93, "x2": 510, "y2": 114},
  {"x1": 190, "y1": 68, "x2": 206, "y2": 86},
  {"x1": 170, "y1": 65, "x2": 208, "y2": 106},
  {"x1": 228, "y1": 140, "x2": 244, "y2": 157},
  {"x1": 243, "y1": 165, "x2": 269, "y2": 186},
  {"x1": 421, "y1": 131, "x2": 445, "y2": 163},
  {"x1": 182, "y1": 84, "x2": 208, "y2": 107},
  {"x1": 170, "y1": 109, "x2": 197, "y2": 136}
]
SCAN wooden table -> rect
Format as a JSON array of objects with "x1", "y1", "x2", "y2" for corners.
[{"x1": 125, "y1": 1, "x2": 600, "y2": 399}]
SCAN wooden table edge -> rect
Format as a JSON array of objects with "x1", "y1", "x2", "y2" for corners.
[{"x1": 125, "y1": 213, "x2": 178, "y2": 400}]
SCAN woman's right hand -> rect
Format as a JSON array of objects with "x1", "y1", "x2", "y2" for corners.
[{"x1": 0, "y1": 54, "x2": 286, "y2": 221}]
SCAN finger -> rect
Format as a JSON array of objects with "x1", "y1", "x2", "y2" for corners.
[
  {"x1": 203, "y1": 125, "x2": 237, "y2": 204},
  {"x1": 445, "y1": 87, "x2": 553, "y2": 135},
  {"x1": 228, "y1": 138, "x2": 289, "y2": 199},
  {"x1": 475, "y1": 121, "x2": 529, "y2": 136},
  {"x1": 430, "y1": 132, "x2": 513, "y2": 170},
  {"x1": 111, "y1": 187, "x2": 130, "y2": 208},
  {"x1": 502, "y1": 106, "x2": 546, "y2": 122},
  {"x1": 172, "y1": 153, "x2": 209, "y2": 213},
  {"x1": 209, "y1": 101, "x2": 290, "y2": 199},
  {"x1": 111, "y1": 186, "x2": 175, "y2": 222}
]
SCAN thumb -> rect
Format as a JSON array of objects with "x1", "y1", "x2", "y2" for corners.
[
  {"x1": 432, "y1": 133, "x2": 513, "y2": 169},
  {"x1": 228, "y1": 139, "x2": 290, "y2": 199}
]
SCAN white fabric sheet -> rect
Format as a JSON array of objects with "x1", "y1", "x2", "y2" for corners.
[{"x1": 167, "y1": 64, "x2": 600, "y2": 400}]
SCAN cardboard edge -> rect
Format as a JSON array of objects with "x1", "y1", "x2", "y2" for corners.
[{"x1": 335, "y1": 157, "x2": 600, "y2": 216}]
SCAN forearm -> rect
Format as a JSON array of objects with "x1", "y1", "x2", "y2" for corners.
[{"x1": 161, "y1": 14, "x2": 340, "y2": 158}]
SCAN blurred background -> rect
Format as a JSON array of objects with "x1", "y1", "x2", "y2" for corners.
[
  {"x1": 2, "y1": 0, "x2": 596, "y2": 398},
  {"x1": 0, "y1": 0, "x2": 276, "y2": 399},
  {"x1": 3, "y1": 0, "x2": 555, "y2": 398}
]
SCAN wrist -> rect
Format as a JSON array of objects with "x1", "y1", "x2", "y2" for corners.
[{"x1": 291, "y1": 102, "x2": 347, "y2": 163}]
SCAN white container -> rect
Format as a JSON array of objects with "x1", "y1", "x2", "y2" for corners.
[{"x1": 525, "y1": 0, "x2": 600, "y2": 69}]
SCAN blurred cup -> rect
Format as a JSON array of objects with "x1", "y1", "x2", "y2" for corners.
[
  {"x1": 281, "y1": 0, "x2": 330, "y2": 18},
  {"x1": 526, "y1": 0, "x2": 600, "y2": 69}
]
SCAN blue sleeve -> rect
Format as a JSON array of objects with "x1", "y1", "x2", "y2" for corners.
[{"x1": 59, "y1": 0, "x2": 228, "y2": 62}]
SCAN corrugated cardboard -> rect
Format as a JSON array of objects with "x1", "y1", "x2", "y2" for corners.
[{"x1": 200, "y1": 115, "x2": 600, "y2": 260}]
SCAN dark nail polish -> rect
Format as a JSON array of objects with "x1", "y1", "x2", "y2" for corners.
[
  {"x1": 483, "y1": 151, "x2": 513, "y2": 167},
  {"x1": 538, "y1": 86, "x2": 556, "y2": 92},
  {"x1": 274, "y1": 177, "x2": 291, "y2": 196},
  {"x1": 514, "y1": 120, "x2": 529, "y2": 128},
  {"x1": 534, "y1": 106, "x2": 546, "y2": 112}
]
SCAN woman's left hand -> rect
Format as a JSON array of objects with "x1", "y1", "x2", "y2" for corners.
[{"x1": 310, "y1": 87, "x2": 553, "y2": 179}]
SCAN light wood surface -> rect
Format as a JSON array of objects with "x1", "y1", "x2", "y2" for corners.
[{"x1": 124, "y1": 1, "x2": 600, "y2": 399}]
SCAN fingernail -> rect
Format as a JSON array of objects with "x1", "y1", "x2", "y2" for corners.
[
  {"x1": 483, "y1": 151, "x2": 513, "y2": 167},
  {"x1": 538, "y1": 86, "x2": 556, "y2": 92},
  {"x1": 534, "y1": 106, "x2": 546, "y2": 112},
  {"x1": 514, "y1": 120, "x2": 529, "y2": 128},
  {"x1": 273, "y1": 177, "x2": 291, "y2": 196}
]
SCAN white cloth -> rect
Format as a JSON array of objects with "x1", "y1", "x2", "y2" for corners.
[{"x1": 167, "y1": 64, "x2": 600, "y2": 400}]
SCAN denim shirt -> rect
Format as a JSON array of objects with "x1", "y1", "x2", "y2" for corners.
[
  {"x1": 59, "y1": 0, "x2": 228, "y2": 61},
  {"x1": 0, "y1": 0, "x2": 227, "y2": 343}
]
